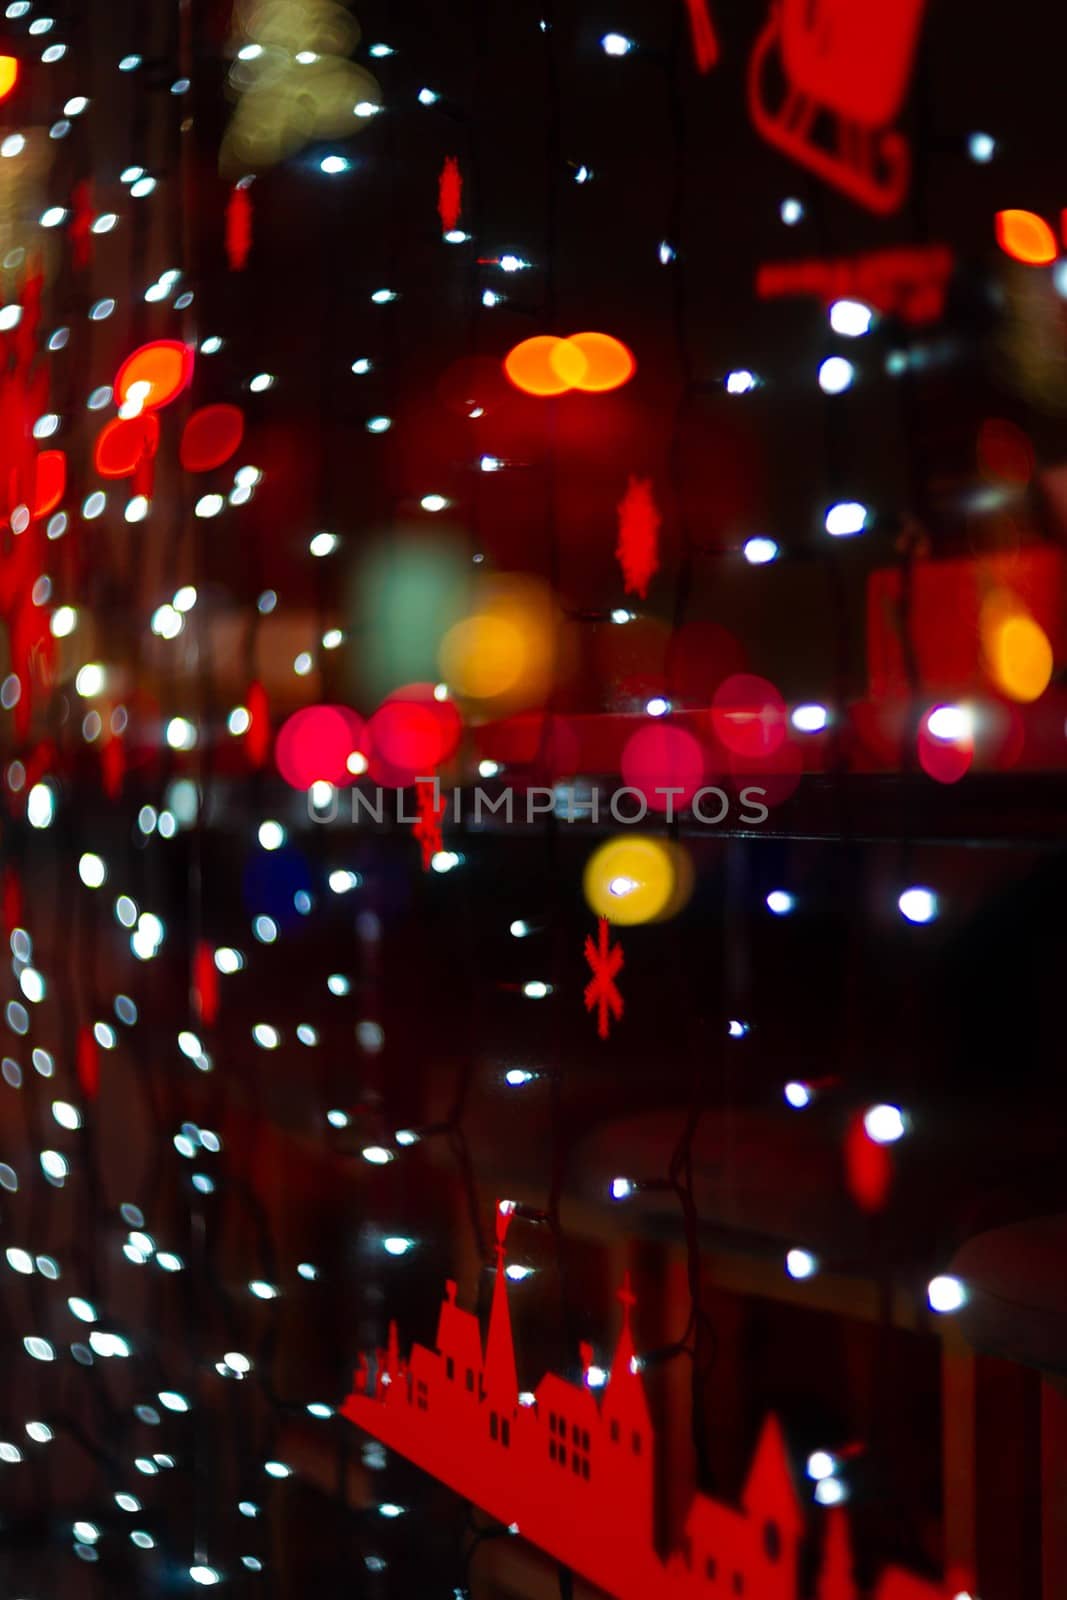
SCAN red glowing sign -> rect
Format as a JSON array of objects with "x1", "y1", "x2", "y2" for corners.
[
  {"x1": 343, "y1": 1225, "x2": 958, "y2": 1600},
  {"x1": 749, "y1": 0, "x2": 926, "y2": 213},
  {"x1": 756, "y1": 246, "x2": 953, "y2": 324}
]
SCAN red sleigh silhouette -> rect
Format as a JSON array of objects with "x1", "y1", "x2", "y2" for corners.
[
  {"x1": 342, "y1": 1202, "x2": 962, "y2": 1600},
  {"x1": 748, "y1": 0, "x2": 926, "y2": 214}
]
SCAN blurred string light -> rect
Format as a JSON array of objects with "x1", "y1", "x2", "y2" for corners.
[
  {"x1": 786, "y1": 1248, "x2": 818, "y2": 1280},
  {"x1": 829, "y1": 299, "x2": 873, "y2": 337},
  {"x1": 864, "y1": 1104, "x2": 907, "y2": 1144},
  {"x1": 818, "y1": 356, "x2": 854, "y2": 394},
  {"x1": 791, "y1": 704, "x2": 828, "y2": 732},
  {"x1": 927, "y1": 704, "x2": 971, "y2": 741},
  {"x1": 743, "y1": 536, "x2": 778, "y2": 565},
  {"x1": 825, "y1": 501, "x2": 868, "y2": 537},
  {"x1": 928, "y1": 1274, "x2": 967, "y2": 1313},
  {"x1": 898, "y1": 887, "x2": 938, "y2": 924}
]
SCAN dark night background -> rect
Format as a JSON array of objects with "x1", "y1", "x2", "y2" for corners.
[{"x1": 3, "y1": 1, "x2": 1067, "y2": 1597}]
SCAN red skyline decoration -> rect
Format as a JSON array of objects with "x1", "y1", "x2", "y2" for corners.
[
  {"x1": 748, "y1": 0, "x2": 926, "y2": 214},
  {"x1": 342, "y1": 1203, "x2": 961, "y2": 1600}
]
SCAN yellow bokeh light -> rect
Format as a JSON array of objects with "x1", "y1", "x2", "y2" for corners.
[
  {"x1": 437, "y1": 575, "x2": 558, "y2": 709},
  {"x1": 439, "y1": 614, "x2": 526, "y2": 699},
  {"x1": 505, "y1": 336, "x2": 588, "y2": 397},
  {"x1": 981, "y1": 589, "x2": 1054, "y2": 703},
  {"x1": 583, "y1": 836, "x2": 681, "y2": 926},
  {"x1": 987, "y1": 613, "x2": 1053, "y2": 702}
]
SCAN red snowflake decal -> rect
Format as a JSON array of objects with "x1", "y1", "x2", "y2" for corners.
[
  {"x1": 683, "y1": 0, "x2": 719, "y2": 72},
  {"x1": 413, "y1": 778, "x2": 447, "y2": 870},
  {"x1": 615, "y1": 475, "x2": 661, "y2": 600},
  {"x1": 438, "y1": 156, "x2": 463, "y2": 234},
  {"x1": 584, "y1": 918, "x2": 624, "y2": 1040},
  {"x1": 226, "y1": 183, "x2": 253, "y2": 271}
]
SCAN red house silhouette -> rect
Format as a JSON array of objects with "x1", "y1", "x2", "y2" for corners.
[{"x1": 342, "y1": 1205, "x2": 959, "y2": 1600}]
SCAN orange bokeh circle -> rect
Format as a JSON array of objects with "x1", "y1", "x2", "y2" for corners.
[
  {"x1": 504, "y1": 332, "x2": 635, "y2": 396},
  {"x1": 0, "y1": 58, "x2": 18, "y2": 102},
  {"x1": 505, "y1": 336, "x2": 583, "y2": 397},
  {"x1": 94, "y1": 414, "x2": 160, "y2": 479},
  {"x1": 995, "y1": 209, "x2": 1057, "y2": 267},
  {"x1": 115, "y1": 340, "x2": 194, "y2": 412},
  {"x1": 567, "y1": 331, "x2": 635, "y2": 392}
]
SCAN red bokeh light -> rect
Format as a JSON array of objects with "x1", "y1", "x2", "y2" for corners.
[
  {"x1": 94, "y1": 414, "x2": 160, "y2": 479},
  {"x1": 503, "y1": 333, "x2": 636, "y2": 397},
  {"x1": 567, "y1": 332, "x2": 635, "y2": 393},
  {"x1": 33, "y1": 451, "x2": 66, "y2": 519},
  {"x1": 365, "y1": 685, "x2": 463, "y2": 786},
  {"x1": 711, "y1": 674, "x2": 786, "y2": 758},
  {"x1": 275, "y1": 705, "x2": 364, "y2": 790},
  {"x1": 621, "y1": 724, "x2": 706, "y2": 811},
  {"x1": 180, "y1": 404, "x2": 245, "y2": 473},
  {"x1": 917, "y1": 718, "x2": 973, "y2": 785}
]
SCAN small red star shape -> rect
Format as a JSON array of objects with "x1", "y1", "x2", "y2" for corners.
[{"x1": 584, "y1": 918, "x2": 624, "y2": 1040}]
